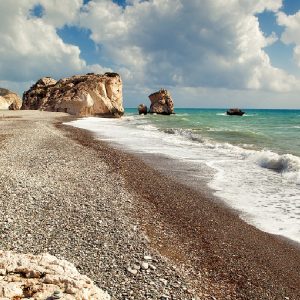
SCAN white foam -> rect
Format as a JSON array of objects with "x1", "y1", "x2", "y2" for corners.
[{"x1": 67, "y1": 116, "x2": 300, "y2": 244}]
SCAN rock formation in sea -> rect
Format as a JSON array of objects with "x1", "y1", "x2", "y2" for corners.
[
  {"x1": 226, "y1": 108, "x2": 245, "y2": 116},
  {"x1": 0, "y1": 251, "x2": 110, "y2": 299},
  {"x1": 148, "y1": 89, "x2": 174, "y2": 115},
  {"x1": 22, "y1": 73, "x2": 124, "y2": 117},
  {"x1": 0, "y1": 88, "x2": 22, "y2": 110},
  {"x1": 138, "y1": 103, "x2": 148, "y2": 115}
]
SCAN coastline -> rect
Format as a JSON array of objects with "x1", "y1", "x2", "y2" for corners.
[
  {"x1": 0, "y1": 111, "x2": 299, "y2": 299},
  {"x1": 61, "y1": 117, "x2": 300, "y2": 299}
]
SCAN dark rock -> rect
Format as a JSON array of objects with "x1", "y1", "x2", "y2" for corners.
[
  {"x1": 148, "y1": 89, "x2": 174, "y2": 115},
  {"x1": 138, "y1": 104, "x2": 148, "y2": 115},
  {"x1": 226, "y1": 108, "x2": 245, "y2": 116}
]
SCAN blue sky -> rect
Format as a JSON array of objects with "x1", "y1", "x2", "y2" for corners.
[{"x1": 1, "y1": 0, "x2": 300, "y2": 108}]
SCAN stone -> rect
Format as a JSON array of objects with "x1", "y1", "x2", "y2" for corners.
[
  {"x1": 127, "y1": 267, "x2": 138, "y2": 275},
  {"x1": 226, "y1": 108, "x2": 245, "y2": 116},
  {"x1": 0, "y1": 88, "x2": 22, "y2": 110},
  {"x1": 149, "y1": 264, "x2": 156, "y2": 270},
  {"x1": 22, "y1": 73, "x2": 124, "y2": 117},
  {"x1": 143, "y1": 255, "x2": 152, "y2": 261},
  {"x1": 0, "y1": 251, "x2": 110, "y2": 299},
  {"x1": 148, "y1": 89, "x2": 174, "y2": 115},
  {"x1": 141, "y1": 262, "x2": 149, "y2": 270},
  {"x1": 138, "y1": 104, "x2": 148, "y2": 115}
]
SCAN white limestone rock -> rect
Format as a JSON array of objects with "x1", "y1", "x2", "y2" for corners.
[{"x1": 0, "y1": 251, "x2": 110, "y2": 300}]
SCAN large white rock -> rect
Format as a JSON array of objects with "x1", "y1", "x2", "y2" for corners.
[
  {"x1": 0, "y1": 88, "x2": 22, "y2": 110},
  {"x1": 22, "y1": 73, "x2": 124, "y2": 117},
  {"x1": 0, "y1": 251, "x2": 110, "y2": 300}
]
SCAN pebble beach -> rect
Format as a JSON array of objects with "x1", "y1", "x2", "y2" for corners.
[{"x1": 1, "y1": 110, "x2": 300, "y2": 299}]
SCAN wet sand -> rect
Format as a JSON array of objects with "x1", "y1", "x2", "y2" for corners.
[{"x1": 60, "y1": 119, "x2": 300, "y2": 300}]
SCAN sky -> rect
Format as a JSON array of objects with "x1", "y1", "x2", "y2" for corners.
[{"x1": 0, "y1": 0, "x2": 300, "y2": 109}]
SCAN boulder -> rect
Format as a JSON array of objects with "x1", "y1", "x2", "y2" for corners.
[
  {"x1": 0, "y1": 88, "x2": 22, "y2": 110},
  {"x1": 22, "y1": 73, "x2": 124, "y2": 117},
  {"x1": 226, "y1": 108, "x2": 245, "y2": 116},
  {"x1": 138, "y1": 104, "x2": 148, "y2": 115},
  {"x1": 0, "y1": 250, "x2": 110, "y2": 299},
  {"x1": 148, "y1": 89, "x2": 174, "y2": 115}
]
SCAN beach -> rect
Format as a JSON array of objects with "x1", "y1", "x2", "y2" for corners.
[{"x1": 0, "y1": 110, "x2": 300, "y2": 299}]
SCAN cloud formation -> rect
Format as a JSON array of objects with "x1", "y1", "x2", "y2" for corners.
[
  {"x1": 277, "y1": 10, "x2": 300, "y2": 67},
  {"x1": 79, "y1": 0, "x2": 299, "y2": 92},
  {"x1": 0, "y1": 0, "x2": 106, "y2": 84},
  {"x1": 0, "y1": 0, "x2": 300, "y2": 102}
]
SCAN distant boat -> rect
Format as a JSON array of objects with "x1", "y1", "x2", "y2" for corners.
[{"x1": 226, "y1": 108, "x2": 245, "y2": 116}]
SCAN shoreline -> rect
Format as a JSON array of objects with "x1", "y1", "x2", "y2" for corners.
[
  {"x1": 0, "y1": 111, "x2": 299, "y2": 299},
  {"x1": 61, "y1": 117, "x2": 300, "y2": 299}
]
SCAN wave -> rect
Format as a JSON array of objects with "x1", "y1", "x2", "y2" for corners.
[
  {"x1": 249, "y1": 151, "x2": 300, "y2": 184},
  {"x1": 163, "y1": 128, "x2": 206, "y2": 143},
  {"x1": 161, "y1": 127, "x2": 300, "y2": 185}
]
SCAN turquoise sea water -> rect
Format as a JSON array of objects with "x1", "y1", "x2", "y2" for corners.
[
  {"x1": 125, "y1": 108, "x2": 300, "y2": 157},
  {"x1": 69, "y1": 108, "x2": 300, "y2": 244}
]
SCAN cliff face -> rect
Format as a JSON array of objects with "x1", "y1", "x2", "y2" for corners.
[
  {"x1": 22, "y1": 73, "x2": 124, "y2": 117},
  {"x1": 0, "y1": 88, "x2": 22, "y2": 110},
  {"x1": 148, "y1": 89, "x2": 174, "y2": 115}
]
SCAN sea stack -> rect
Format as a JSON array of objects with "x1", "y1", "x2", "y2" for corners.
[
  {"x1": 138, "y1": 104, "x2": 148, "y2": 115},
  {"x1": 0, "y1": 88, "x2": 22, "y2": 110},
  {"x1": 226, "y1": 108, "x2": 245, "y2": 116},
  {"x1": 148, "y1": 89, "x2": 174, "y2": 115},
  {"x1": 22, "y1": 73, "x2": 124, "y2": 117}
]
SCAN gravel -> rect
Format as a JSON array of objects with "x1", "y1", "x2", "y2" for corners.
[{"x1": 0, "y1": 111, "x2": 199, "y2": 300}]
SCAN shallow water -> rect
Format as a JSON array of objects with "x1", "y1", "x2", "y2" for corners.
[{"x1": 68, "y1": 108, "x2": 300, "y2": 244}]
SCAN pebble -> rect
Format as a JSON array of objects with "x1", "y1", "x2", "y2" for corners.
[
  {"x1": 141, "y1": 262, "x2": 149, "y2": 270},
  {"x1": 127, "y1": 267, "x2": 138, "y2": 275},
  {"x1": 0, "y1": 112, "x2": 200, "y2": 300},
  {"x1": 159, "y1": 278, "x2": 168, "y2": 286}
]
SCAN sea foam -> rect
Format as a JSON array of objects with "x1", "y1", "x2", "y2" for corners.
[{"x1": 67, "y1": 116, "x2": 300, "y2": 244}]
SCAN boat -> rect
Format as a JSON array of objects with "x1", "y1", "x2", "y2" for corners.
[{"x1": 226, "y1": 108, "x2": 245, "y2": 116}]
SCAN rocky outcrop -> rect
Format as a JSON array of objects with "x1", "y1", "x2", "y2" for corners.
[
  {"x1": 148, "y1": 89, "x2": 174, "y2": 115},
  {"x1": 226, "y1": 108, "x2": 245, "y2": 116},
  {"x1": 0, "y1": 251, "x2": 110, "y2": 299},
  {"x1": 138, "y1": 104, "x2": 148, "y2": 115},
  {"x1": 0, "y1": 88, "x2": 22, "y2": 110},
  {"x1": 22, "y1": 73, "x2": 124, "y2": 117}
]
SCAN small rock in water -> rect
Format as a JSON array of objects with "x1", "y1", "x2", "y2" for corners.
[{"x1": 144, "y1": 255, "x2": 152, "y2": 261}]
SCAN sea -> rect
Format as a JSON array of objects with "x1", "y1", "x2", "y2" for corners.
[{"x1": 69, "y1": 108, "x2": 300, "y2": 244}]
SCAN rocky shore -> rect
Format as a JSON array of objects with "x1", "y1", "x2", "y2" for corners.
[{"x1": 1, "y1": 111, "x2": 299, "y2": 299}]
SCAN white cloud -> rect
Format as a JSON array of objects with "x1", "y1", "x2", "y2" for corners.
[
  {"x1": 38, "y1": 0, "x2": 83, "y2": 28},
  {"x1": 78, "y1": 0, "x2": 299, "y2": 92},
  {"x1": 0, "y1": 0, "x2": 106, "y2": 85},
  {"x1": 277, "y1": 11, "x2": 300, "y2": 67}
]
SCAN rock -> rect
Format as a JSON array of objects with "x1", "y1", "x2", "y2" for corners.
[
  {"x1": 0, "y1": 88, "x2": 22, "y2": 110},
  {"x1": 226, "y1": 108, "x2": 245, "y2": 116},
  {"x1": 141, "y1": 261, "x2": 149, "y2": 270},
  {"x1": 149, "y1": 264, "x2": 157, "y2": 270},
  {"x1": 143, "y1": 255, "x2": 152, "y2": 261},
  {"x1": 138, "y1": 104, "x2": 148, "y2": 115},
  {"x1": 22, "y1": 73, "x2": 124, "y2": 117},
  {"x1": 0, "y1": 250, "x2": 110, "y2": 299},
  {"x1": 148, "y1": 89, "x2": 174, "y2": 115},
  {"x1": 127, "y1": 267, "x2": 138, "y2": 275}
]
